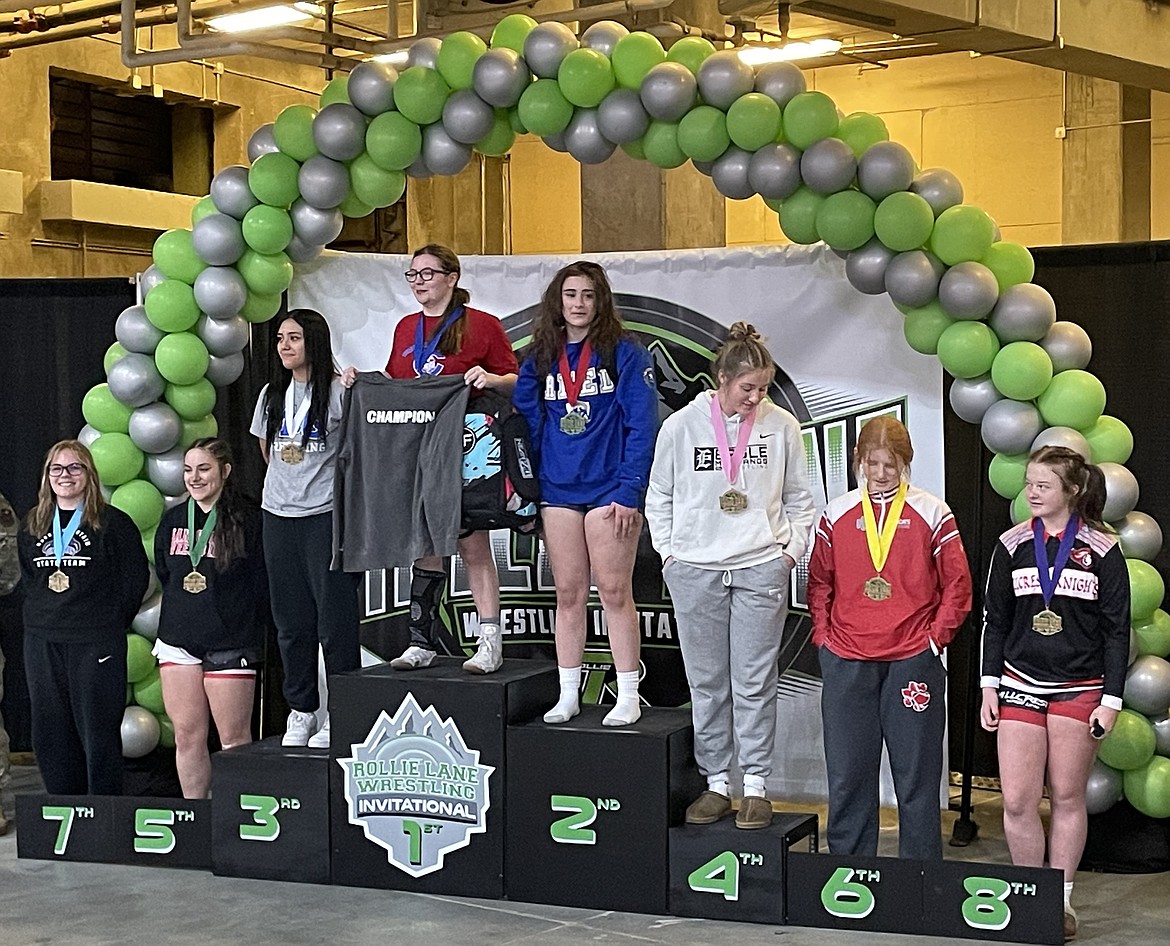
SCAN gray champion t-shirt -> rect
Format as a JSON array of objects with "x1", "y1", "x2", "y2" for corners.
[{"x1": 250, "y1": 377, "x2": 345, "y2": 517}]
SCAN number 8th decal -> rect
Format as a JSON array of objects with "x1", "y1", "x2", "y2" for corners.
[{"x1": 962, "y1": 876, "x2": 1012, "y2": 931}]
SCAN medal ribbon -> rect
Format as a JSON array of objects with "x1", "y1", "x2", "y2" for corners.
[
  {"x1": 860, "y1": 482, "x2": 909, "y2": 573},
  {"x1": 558, "y1": 338, "x2": 593, "y2": 408},
  {"x1": 187, "y1": 499, "x2": 219, "y2": 572},
  {"x1": 709, "y1": 396, "x2": 756, "y2": 486},
  {"x1": 52, "y1": 505, "x2": 83, "y2": 567},
  {"x1": 412, "y1": 307, "x2": 464, "y2": 376},
  {"x1": 1033, "y1": 515, "x2": 1079, "y2": 608},
  {"x1": 282, "y1": 380, "x2": 313, "y2": 438}
]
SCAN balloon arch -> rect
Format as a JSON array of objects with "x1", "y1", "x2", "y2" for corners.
[{"x1": 85, "y1": 15, "x2": 1170, "y2": 812}]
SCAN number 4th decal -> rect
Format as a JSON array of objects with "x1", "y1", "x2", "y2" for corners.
[{"x1": 687, "y1": 851, "x2": 740, "y2": 902}]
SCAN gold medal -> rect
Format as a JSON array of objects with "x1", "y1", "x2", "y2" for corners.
[
  {"x1": 183, "y1": 570, "x2": 208, "y2": 594},
  {"x1": 48, "y1": 569, "x2": 69, "y2": 593},
  {"x1": 718, "y1": 489, "x2": 748, "y2": 513},
  {"x1": 864, "y1": 576, "x2": 892, "y2": 601},
  {"x1": 560, "y1": 410, "x2": 588, "y2": 435},
  {"x1": 281, "y1": 444, "x2": 305, "y2": 465},
  {"x1": 1032, "y1": 609, "x2": 1063, "y2": 635}
]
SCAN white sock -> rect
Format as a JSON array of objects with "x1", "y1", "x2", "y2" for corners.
[
  {"x1": 1064, "y1": 881, "x2": 1074, "y2": 909},
  {"x1": 743, "y1": 774, "x2": 767, "y2": 798},
  {"x1": 544, "y1": 667, "x2": 581, "y2": 723},
  {"x1": 603, "y1": 670, "x2": 642, "y2": 726},
  {"x1": 707, "y1": 773, "x2": 730, "y2": 798}
]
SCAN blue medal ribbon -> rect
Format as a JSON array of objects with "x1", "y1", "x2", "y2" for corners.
[
  {"x1": 1033, "y1": 515, "x2": 1079, "y2": 608},
  {"x1": 412, "y1": 307, "x2": 464, "y2": 376},
  {"x1": 52, "y1": 505, "x2": 83, "y2": 567}
]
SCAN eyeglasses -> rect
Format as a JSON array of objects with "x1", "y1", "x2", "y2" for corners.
[
  {"x1": 404, "y1": 268, "x2": 452, "y2": 283},
  {"x1": 48, "y1": 463, "x2": 85, "y2": 477}
]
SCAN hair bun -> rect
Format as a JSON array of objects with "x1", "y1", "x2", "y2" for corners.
[{"x1": 726, "y1": 321, "x2": 762, "y2": 344}]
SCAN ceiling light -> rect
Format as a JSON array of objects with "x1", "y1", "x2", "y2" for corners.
[
  {"x1": 205, "y1": 3, "x2": 320, "y2": 33},
  {"x1": 737, "y1": 38, "x2": 843, "y2": 65}
]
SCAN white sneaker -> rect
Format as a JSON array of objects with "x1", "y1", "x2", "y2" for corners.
[
  {"x1": 462, "y1": 624, "x2": 502, "y2": 674},
  {"x1": 281, "y1": 709, "x2": 318, "y2": 747},
  {"x1": 307, "y1": 714, "x2": 331, "y2": 749},
  {"x1": 390, "y1": 645, "x2": 436, "y2": 670}
]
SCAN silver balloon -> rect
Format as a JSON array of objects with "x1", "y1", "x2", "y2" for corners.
[
  {"x1": 122, "y1": 706, "x2": 161, "y2": 759},
  {"x1": 291, "y1": 199, "x2": 344, "y2": 246},
  {"x1": 210, "y1": 165, "x2": 259, "y2": 220},
  {"x1": 597, "y1": 88, "x2": 650, "y2": 144},
  {"x1": 1124, "y1": 656, "x2": 1170, "y2": 716},
  {"x1": 285, "y1": 234, "x2": 324, "y2": 264},
  {"x1": 523, "y1": 21, "x2": 578, "y2": 79},
  {"x1": 564, "y1": 108, "x2": 616, "y2": 165},
  {"x1": 162, "y1": 493, "x2": 187, "y2": 511},
  {"x1": 981, "y1": 399, "x2": 1044, "y2": 455},
  {"x1": 405, "y1": 154, "x2": 433, "y2": 179},
  {"x1": 910, "y1": 167, "x2": 963, "y2": 216},
  {"x1": 541, "y1": 131, "x2": 568, "y2": 153},
  {"x1": 107, "y1": 353, "x2": 166, "y2": 408},
  {"x1": 1115, "y1": 511, "x2": 1164, "y2": 562},
  {"x1": 132, "y1": 590, "x2": 162, "y2": 642},
  {"x1": 78, "y1": 424, "x2": 101, "y2": 448},
  {"x1": 857, "y1": 141, "x2": 915, "y2": 201},
  {"x1": 472, "y1": 47, "x2": 531, "y2": 108},
  {"x1": 442, "y1": 89, "x2": 496, "y2": 145},
  {"x1": 196, "y1": 313, "x2": 250, "y2": 358},
  {"x1": 422, "y1": 122, "x2": 473, "y2": 176},
  {"x1": 313, "y1": 103, "x2": 367, "y2": 162},
  {"x1": 298, "y1": 154, "x2": 351, "y2": 210},
  {"x1": 938, "y1": 261, "x2": 1000, "y2": 320},
  {"x1": 1100, "y1": 462, "x2": 1140, "y2": 522},
  {"x1": 1039, "y1": 321, "x2": 1092, "y2": 373},
  {"x1": 145, "y1": 447, "x2": 186, "y2": 496},
  {"x1": 949, "y1": 374, "x2": 1003, "y2": 424},
  {"x1": 407, "y1": 36, "x2": 442, "y2": 70},
  {"x1": 1031, "y1": 426, "x2": 1091, "y2": 460},
  {"x1": 884, "y1": 250, "x2": 945, "y2": 308},
  {"x1": 206, "y1": 351, "x2": 245, "y2": 387},
  {"x1": 347, "y1": 60, "x2": 398, "y2": 117},
  {"x1": 800, "y1": 137, "x2": 856, "y2": 195},
  {"x1": 247, "y1": 123, "x2": 280, "y2": 162},
  {"x1": 1084, "y1": 758, "x2": 1124, "y2": 815},
  {"x1": 191, "y1": 213, "x2": 246, "y2": 266},
  {"x1": 193, "y1": 266, "x2": 248, "y2": 320},
  {"x1": 711, "y1": 146, "x2": 754, "y2": 200},
  {"x1": 138, "y1": 264, "x2": 167, "y2": 299},
  {"x1": 128, "y1": 402, "x2": 182, "y2": 454},
  {"x1": 989, "y1": 283, "x2": 1057, "y2": 343},
  {"x1": 844, "y1": 238, "x2": 896, "y2": 296},
  {"x1": 697, "y1": 50, "x2": 754, "y2": 111},
  {"x1": 639, "y1": 62, "x2": 697, "y2": 122},
  {"x1": 1152, "y1": 712, "x2": 1170, "y2": 757},
  {"x1": 116, "y1": 304, "x2": 165, "y2": 355},
  {"x1": 748, "y1": 142, "x2": 801, "y2": 201},
  {"x1": 754, "y1": 61, "x2": 806, "y2": 107},
  {"x1": 581, "y1": 19, "x2": 628, "y2": 57}
]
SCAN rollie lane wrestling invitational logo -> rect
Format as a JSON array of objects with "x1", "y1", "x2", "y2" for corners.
[{"x1": 337, "y1": 694, "x2": 494, "y2": 877}]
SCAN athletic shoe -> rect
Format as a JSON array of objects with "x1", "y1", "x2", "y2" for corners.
[
  {"x1": 735, "y1": 796, "x2": 773, "y2": 830},
  {"x1": 685, "y1": 790, "x2": 732, "y2": 825},
  {"x1": 0, "y1": 807, "x2": 9, "y2": 836},
  {"x1": 390, "y1": 645, "x2": 436, "y2": 670},
  {"x1": 307, "y1": 715, "x2": 331, "y2": 749},
  {"x1": 281, "y1": 709, "x2": 318, "y2": 747},
  {"x1": 1063, "y1": 906, "x2": 1078, "y2": 942},
  {"x1": 462, "y1": 624, "x2": 502, "y2": 674}
]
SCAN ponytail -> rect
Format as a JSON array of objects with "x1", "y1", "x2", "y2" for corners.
[{"x1": 1028, "y1": 445, "x2": 1109, "y2": 531}]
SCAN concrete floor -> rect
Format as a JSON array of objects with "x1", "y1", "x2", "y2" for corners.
[{"x1": 1, "y1": 760, "x2": 1167, "y2": 946}]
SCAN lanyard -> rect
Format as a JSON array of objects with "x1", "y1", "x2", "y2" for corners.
[
  {"x1": 282, "y1": 380, "x2": 313, "y2": 437},
  {"x1": 1034, "y1": 515, "x2": 1079, "y2": 607},
  {"x1": 412, "y1": 307, "x2": 464, "y2": 376},
  {"x1": 187, "y1": 499, "x2": 218, "y2": 571},
  {"x1": 558, "y1": 338, "x2": 593, "y2": 407},
  {"x1": 52, "y1": 505, "x2": 83, "y2": 566},
  {"x1": 709, "y1": 396, "x2": 756, "y2": 486},
  {"x1": 860, "y1": 482, "x2": 909, "y2": 573}
]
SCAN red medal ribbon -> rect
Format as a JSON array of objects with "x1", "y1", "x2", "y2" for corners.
[{"x1": 558, "y1": 338, "x2": 593, "y2": 408}]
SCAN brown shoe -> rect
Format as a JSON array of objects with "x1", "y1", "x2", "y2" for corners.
[
  {"x1": 1063, "y1": 907, "x2": 1078, "y2": 942},
  {"x1": 735, "y1": 795, "x2": 773, "y2": 830},
  {"x1": 685, "y1": 790, "x2": 732, "y2": 824}
]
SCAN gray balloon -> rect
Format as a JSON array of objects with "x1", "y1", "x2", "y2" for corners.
[
  {"x1": 712, "y1": 146, "x2": 754, "y2": 200},
  {"x1": 910, "y1": 167, "x2": 964, "y2": 217},
  {"x1": 981, "y1": 399, "x2": 1043, "y2": 455},
  {"x1": 291, "y1": 199, "x2": 344, "y2": 246},
  {"x1": 749, "y1": 142, "x2": 801, "y2": 201},
  {"x1": 857, "y1": 140, "x2": 915, "y2": 201},
  {"x1": 691, "y1": 158, "x2": 713, "y2": 175},
  {"x1": 298, "y1": 154, "x2": 351, "y2": 210},
  {"x1": 473, "y1": 48, "x2": 531, "y2": 108},
  {"x1": 581, "y1": 19, "x2": 628, "y2": 57},
  {"x1": 132, "y1": 590, "x2": 162, "y2": 642},
  {"x1": 597, "y1": 88, "x2": 650, "y2": 144},
  {"x1": 754, "y1": 61, "x2": 806, "y2": 108},
  {"x1": 698, "y1": 50, "x2": 755, "y2": 111},
  {"x1": 1084, "y1": 758, "x2": 1124, "y2": 815},
  {"x1": 1116, "y1": 511, "x2": 1164, "y2": 562},
  {"x1": 139, "y1": 264, "x2": 167, "y2": 299},
  {"x1": 938, "y1": 261, "x2": 1000, "y2": 320},
  {"x1": 210, "y1": 166, "x2": 259, "y2": 220},
  {"x1": 116, "y1": 305, "x2": 165, "y2": 355},
  {"x1": 206, "y1": 351, "x2": 245, "y2": 387},
  {"x1": 145, "y1": 447, "x2": 186, "y2": 496},
  {"x1": 121, "y1": 706, "x2": 160, "y2": 759},
  {"x1": 885, "y1": 250, "x2": 945, "y2": 308},
  {"x1": 313, "y1": 103, "x2": 367, "y2": 162},
  {"x1": 989, "y1": 283, "x2": 1057, "y2": 343},
  {"x1": 285, "y1": 234, "x2": 324, "y2": 264},
  {"x1": 194, "y1": 266, "x2": 248, "y2": 320},
  {"x1": 949, "y1": 374, "x2": 1003, "y2": 424},
  {"x1": 405, "y1": 154, "x2": 433, "y2": 179},
  {"x1": 407, "y1": 36, "x2": 442, "y2": 70},
  {"x1": 247, "y1": 123, "x2": 280, "y2": 162},
  {"x1": 196, "y1": 313, "x2": 250, "y2": 357},
  {"x1": 541, "y1": 131, "x2": 569, "y2": 153},
  {"x1": 191, "y1": 213, "x2": 246, "y2": 266},
  {"x1": 128, "y1": 402, "x2": 182, "y2": 454},
  {"x1": 639, "y1": 62, "x2": 697, "y2": 122},
  {"x1": 523, "y1": 21, "x2": 578, "y2": 79},
  {"x1": 800, "y1": 137, "x2": 856, "y2": 195},
  {"x1": 107, "y1": 353, "x2": 166, "y2": 408},
  {"x1": 1152, "y1": 712, "x2": 1170, "y2": 757},
  {"x1": 1031, "y1": 426, "x2": 1091, "y2": 460},
  {"x1": 1038, "y1": 321, "x2": 1092, "y2": 373},
  {"x1": 844, "y1": 238, "x2": 896, "y2": 296},
  {"x1": 422, "y1": 123, "x2": 473, "y2": 176},
  {"x1": 564, "y1": 108, "x2": 616, "y2": 165},
  {"x1": 78, "y1": 424, "x2": 101, "y2": 448},
  {"x1": 1123, "y1": 655, "x2": 1170, "y2": 716},
  {"x1": 443, "y1": 89, "x2": 496, "y2": 145},
  {"x1": 1100, "y1": 462, "x2": 1140, "y2": 521},
  {"x1": 348, "y1": 60, "x2": 397, "y2": 117}
]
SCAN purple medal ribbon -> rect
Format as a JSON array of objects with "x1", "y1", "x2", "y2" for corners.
[
  {"x1": 1033, "y1": 515, "x2": 1079, "y2": 607},
  {"x1": 709, "y1": 396, "x2": 755, "y2": 485}
]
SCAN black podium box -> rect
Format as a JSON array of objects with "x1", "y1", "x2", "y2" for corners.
[
  {"x1": 211, "y1": 735, "x2": 332, "y2": 884},
  {"x1": 16, "y1": 794, "x2": 116, "y2": 863},
  {"x1": 669, "y1": 811, "x2": 818, "y2": 923},
  {"x1": 504, "y1": 705, "x2": 705, "y2": 914},
  {"x1": 786, "y1": 851, "x2": 924, "y2": 935},
  {"x1": 329, "y1": 657, "x2": 557, "y2": 898},
  {"x1": 920, "y1": 859, "x2": 1063, "y2": 945}
]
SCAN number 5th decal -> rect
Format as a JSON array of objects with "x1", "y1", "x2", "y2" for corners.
[{"x1": 821, "y1": 867, "x2": 877, "y2": 919}]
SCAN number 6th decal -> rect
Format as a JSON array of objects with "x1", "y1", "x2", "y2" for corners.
[{"x1": 821, "y1": 866, "x2": 878, "y2": 919}]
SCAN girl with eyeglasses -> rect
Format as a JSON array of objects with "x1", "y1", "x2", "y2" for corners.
[{"x1": 18, "y1": 440, "x2": 149, "y2": 794}]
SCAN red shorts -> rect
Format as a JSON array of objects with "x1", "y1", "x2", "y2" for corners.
[{"x1": 998, "y1": 684, "x2": 1100, "y2": 726}]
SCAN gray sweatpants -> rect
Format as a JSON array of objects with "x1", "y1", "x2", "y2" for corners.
[{"x1": 665, "y1": 558, "x2": 791, "y2": 780}]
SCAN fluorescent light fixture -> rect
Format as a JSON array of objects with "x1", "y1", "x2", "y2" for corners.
[
  {"x1": 372, "y1": 50, "x2": 410, "y2": 66},
  {"x1": 737, "y1": 38, "x2": 843, "y2": 65},
  {"x1": 205, "y1": 3, "x2": 320, "y2": 33}
]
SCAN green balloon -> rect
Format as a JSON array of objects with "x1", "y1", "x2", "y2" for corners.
[
  {"x1": 157, "y1": 713, "x2": 176, "y2": 749},
  {"x1": 778, "y1": 187, "x2": 825, "y2": 245},
  {"x1": 191, "y1": 195, "x2": 217, "y2": 227},
  {"x1": 677, "y1": 106, "x2": 730, "y2": 162},
  {"x1": 134, "y1": 669, "x2": 166, "y2": 714},
  {"x1": 620, "y1": 138, "x2": 645, "y2": 160},
  {"x1": 438, "y1": 31, "x2": 487, "y2": 91},
  {"x1": 111, "y1": 479, "x2": 164, "y2": 532},
  {"x1": 518, "y1": 79, "x2": 574, "y2": 137},
  {"x1": 349, "y1": 154, "x2": 406, "y2": 208},
  {"x1": 394, "y1": 66, "x2": 451, "y2": 126},
  {"x1": 1010, "y1": 487, "x2": 1030, "y2": 525},
  {"x1": 815, "y1": 190, "x2": 876, "y2": 251},
  {"x1": 611, "y1": 32, "x2": 665, "y2": 89},
  {"x1": 319, "y1": 75, "x2": 350, "y2": 108},
  {"x1": 990, "y1": 341, "x2": 1053, "y2": 401},
  {"x1": 1081, "y1": 415, "x2": 1133, "y2": 464},
  {"x1": 988, "y1": 452, "x2": 1029, "y2": 500},
  {"x1": 273, "y1": 104, "x2": 318, "y2": 162},
  {"x1": 241, "y1": 205, "x2": 293, "y2": 255},
  {"x1": 936, "y1": 321, "x2": 1001, "y2": 379},
  {"x1": 763, "y1": 197, "x2": 783, "y2": 214},
  {"x1": 153, "y1": 229, "x2": 206, "y2": 284},
  {"x1": 1129, "y1": 559, "x2": 1165, "y2": 624},
  {"x1": 83, "y1": 383, "x2": 133, "y2": 434},
  {"x1": 490, "y1": 13, "x2": 537, "y2": 54},
  {"x1": 126, "y1": 634, "x2": 156, "y2": 685},
  {"x1": 837, "y1": 112, "x2": 889, "y2": 157},
  {"x1": 180, "y1": 413, "x2": 218, "y2": 450},
  {"x1": 366, "y1": 111, "x2": 423, "y2": 171},
  {"x1": 1036, "y1": 369, "x2": 1106, "y2": 429},
  {"x1": 237, "y1": 249, "x2": 294, "y2": 295},
  {"x1": 642, "y1": 120, "x2": 686, "y2": 169},
  {"x1": 783, "y1": 91, "x2": 839, "y2": 150},
  {"x1": 338, "y1": 191, "x2": 375, "y2": 219},
  {"x1": 726, "y1": 93, "x2": 782, "y2": 152},
  {"x1": 929, "y1": 204, "x2": 995, "y2": 266},
  {"x1": 104, "y1": 342, "x2": 129, "y2": 374},
  {"x1": 145, "y1": 280, "x2": 200, "y2": 333},
  {"x1": 980, "y1": 241, "x2": 1035, "y2": 292},
  {"x1": 165, "y1": 378, "x2": 217, "y2": 420},
  {"x1": 475, "y1": 110, "x2": 517, "y2": 157},
  {"x1": 558, "y1": 47, "x2": 615, "y2": 108},
  {"x1": 240, "y1": 290, "x2": 283, "y2": 324},
  {"x1": 874, "y1": 191, "x2": 935, "y2": 252},
  {"x1": 1124, "y1": 756, "x2": 1170, "y2": 819},
  {"x1": 1134, "y1": 609, "x2": 1170, "y2": 659},
  {"x1": 248, "y1": 152, "x2": 301, "y2": 208},
  {"x1": 141, "y1": 523, "x2": 156, "y2": 566},
  {"x1": 154, "y1": 333, "x2": 210, "y2": 386},
  {"x1": 666, "y1": 35, "x2": 716, "y2": 75},
  {"x1": 91, "y1": 432, "x2": 143, "y2": 486},
  {"x1": 902, "y1": 301, "x2": 954, "y2": 355},
  {"x1": 1098, "y1": 709, "x2": 1156, "y2": 771},
  {"x1": 509, "y1": 107, "x2": 529, "y2": 135}
]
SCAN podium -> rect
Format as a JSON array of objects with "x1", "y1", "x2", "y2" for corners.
[{"x1": 504, "y1": 706, "x2": 705, "y2": 914}]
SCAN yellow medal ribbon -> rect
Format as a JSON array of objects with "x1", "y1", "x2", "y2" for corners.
[{"x1": 860, "y1": 481, "x2": 908, "y2": 573}]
